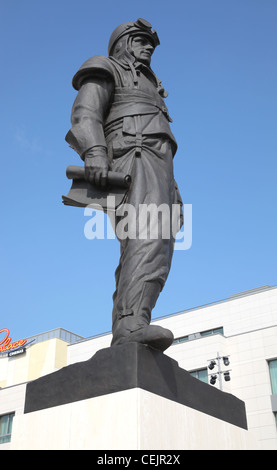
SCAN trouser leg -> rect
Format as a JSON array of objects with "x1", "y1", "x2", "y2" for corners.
[
  {"x1": 111, "y1": 235, "x2": 175, "y2": 350},
  {"x1": 110, "y1": 138, "x2": 176, "y2": 351}
]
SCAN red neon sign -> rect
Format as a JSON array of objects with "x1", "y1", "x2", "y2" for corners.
[{"x1": 0, "y1": 328, "x2": 27, "y2": 352}]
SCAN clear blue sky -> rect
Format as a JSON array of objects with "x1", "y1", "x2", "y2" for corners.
[{"x1": 1, "y1": 0, "x2": 276, "y2": 342}]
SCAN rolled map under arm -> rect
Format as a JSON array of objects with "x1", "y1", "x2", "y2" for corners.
[{"x1": 66, "y1": 165, "x2": 132, "y2": 189}]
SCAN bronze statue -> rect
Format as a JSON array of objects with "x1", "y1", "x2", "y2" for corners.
[{"x1": 64, "y1": 18, "x2": 183, "y2": 352}]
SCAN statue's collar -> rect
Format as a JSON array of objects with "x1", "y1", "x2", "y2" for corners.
[{"x1": 109, "y1": 56, "x2": 167, "y2": 97}]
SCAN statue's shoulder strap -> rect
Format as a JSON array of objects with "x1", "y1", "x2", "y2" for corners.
[{"x1": 72, "y1": 55, "x2": 116, "y2": 90}]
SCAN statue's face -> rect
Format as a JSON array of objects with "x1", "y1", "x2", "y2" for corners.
[{"x1": 130, "y1": 35, "x2": 154, "y2": 66}]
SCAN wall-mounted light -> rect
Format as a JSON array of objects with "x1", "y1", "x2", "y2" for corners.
[
  {"x1": 210, "y1": 374, "x2": 217, "y2": 385},
  {"x1": 208, "y1": 360, "x2": 216, "y2": 370},
  {"x1": 223, "y1": 356, "x2": 230, "y2": 366},
  {"x1": 207, "y1": 353, "x2": 231, "y2": 390},
  {"x1": 224, "y1": 371, "x2": 231, "y2": 382}
]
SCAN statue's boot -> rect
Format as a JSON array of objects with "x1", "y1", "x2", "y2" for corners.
[
  {"x1": 112, "y1": 323, "x2": 173, "y2": 352},
  {"x1": 111, "y1": 281, "x2": 174, "y2": 352}
]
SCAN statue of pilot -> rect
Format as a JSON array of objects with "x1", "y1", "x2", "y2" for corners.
[{"x1": 65, "y1": 18, "x2": 183, "y2": 352}]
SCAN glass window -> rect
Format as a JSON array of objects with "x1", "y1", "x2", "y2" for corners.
[
  {"x1": 179, "y1": 336, "x2": 189, "y2": 343},
  {"x1": 200, "y1": 327, "x2": 224, "y2": 337},
  {"x1": 269, "y1": 359, "x2": 277, "y2": 394},
  {"x1": 0, "y1": 413, "x2": 15, "y2": 444},
  {"x1": 213, "y1": 327, "x2": 224, "y2": 335},
  {"x1": 173, "y1": 336, "x2": 189, "y2": 344},
  {"x1": 190, "y1": 368, "x2": 208, "y2": 384}
]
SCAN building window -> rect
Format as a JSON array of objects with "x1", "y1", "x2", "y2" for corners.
[
  {"x1": 173, "y1": 335, "x2": 189, "y2": 344},
  {"x1": 190, "y1": 368, "x2": 208, "y2": 384},
  {"x1": 269, "y1": 359, "x2": 277, "y2": 394},
  {"x1": 0, "y1": 413, "x2": 15, "y2": 444},
  {"x1": 200, "y1": 327, "x2": 224, "y2": 337},
  {"x1": 173, "y1": 327, "x2": 223, "y2": 345}
]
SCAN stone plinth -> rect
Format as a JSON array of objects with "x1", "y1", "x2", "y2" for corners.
[{"x1": 10, "y1": 343, "x2": 257, "y2": 450}]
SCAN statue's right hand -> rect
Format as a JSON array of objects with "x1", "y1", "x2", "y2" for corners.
[{"x1": 84, "y1": 147, "x2": 109, "y2": 188}]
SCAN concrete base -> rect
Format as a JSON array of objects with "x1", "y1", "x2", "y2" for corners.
[
  {"x1": 10, "y1": 343, "x2": 258, "y2": 450},
  {"x1": 11, "y1": 388, "x2": 257, "y2": 450}
]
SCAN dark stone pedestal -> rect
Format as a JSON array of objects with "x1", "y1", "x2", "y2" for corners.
[{"x1": 24, "y1": 343, "x2": 247, "y2": 430}]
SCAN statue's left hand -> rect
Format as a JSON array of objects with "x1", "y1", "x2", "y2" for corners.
[{"x1": 84, "y1": 147, "x2": 110, "y2": 188}]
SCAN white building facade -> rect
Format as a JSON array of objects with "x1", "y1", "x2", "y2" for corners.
[{"x1": 1, "y1": 285, "x2": 277, "y2": 450}]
